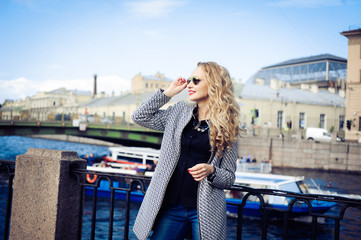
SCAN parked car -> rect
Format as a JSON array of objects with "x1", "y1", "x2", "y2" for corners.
[{"x1": 306, "y1": 127, "x2": 331, "y2": 142}]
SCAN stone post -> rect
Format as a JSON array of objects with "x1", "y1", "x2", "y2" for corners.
[{"x1": 10, "y1": 148, "x2": 86, "y2": 240}]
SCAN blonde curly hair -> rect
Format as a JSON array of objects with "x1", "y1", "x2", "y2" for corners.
[{"x1": 197, "y1": 62, "x2": 240, "y2": 157}]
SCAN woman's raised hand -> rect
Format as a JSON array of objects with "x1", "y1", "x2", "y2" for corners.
[{"x1": 163, "y1": 77, "x2": 188, "y2": 98}]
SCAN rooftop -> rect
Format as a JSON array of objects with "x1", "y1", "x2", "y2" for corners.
[
  {"x1": 341, "y1": 27, "x2": 361, "y2": 36},
  {"x1": 247, "y1": 53, "x2": 347, "y2": 86},
  {"x1": 81, "y1": 90, "x2": 189, "y2": 108},
  {"x1": 48, "y1": 88, "x2": 91, "y2": 96},
  {"x1": 239, "y1": 83, "x2": 345, "y2": 107},
  {"x1": 263, "y1": 54, "x2": 346, "y2": 69}
]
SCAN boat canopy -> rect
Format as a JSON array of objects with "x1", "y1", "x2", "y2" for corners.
[
  {"x1": 108, "y1": 146, "x2": 160, "y2": 164},
  {"x1": 234, "y1": 172, "x2": 304, "y2": 189}
]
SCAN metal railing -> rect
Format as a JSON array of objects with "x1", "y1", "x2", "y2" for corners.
[
  {"x1": 227, "y1": 184, "x2": 361, "y2": 240},
  {"x1": 0, "y1": 160, "x2": 15, "y2": 240},
  {"x1": 1, "y1": 160, "x2": 361, "y2": 240},
  {"x1": 71, "y1": 167, "x2": 152, "y2": 240}
]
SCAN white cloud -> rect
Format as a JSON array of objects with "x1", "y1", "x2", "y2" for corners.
[
  {"x1": 1, "y1": 77, "x2": 38, "y2": 102},
  {"x1": 270, "y1": 0, "x2": 344, "y2": 8},
  {"x1": 0, "y1": 75, "x2": 131, "y2": 103},
  {"x1": 95, "y1": 75, "x2": 132, "y2": 95},
  {"x1": 126, "y1": 0, "x2": 187, "y2": 18}
]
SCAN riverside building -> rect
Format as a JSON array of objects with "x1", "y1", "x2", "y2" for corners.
[
  {"x1": 238, "y1": 54, "x2": 347, "y2": 139},
  {"x1": 0, "y1": 88, "x2": 91, "y2": 121},
  {"x1": 341, "y1": 28, "x2": 361, "y2": 142}
]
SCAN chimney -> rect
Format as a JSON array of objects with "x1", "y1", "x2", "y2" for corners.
[{"x1": 93, "y1": 74, "x2": 97, "y2": 98}]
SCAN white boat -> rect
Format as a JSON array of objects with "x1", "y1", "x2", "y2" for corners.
[
  {"x1": 100, "y1": 146, "x2": 271, "y2": 174},
  {"x1": 236, "y1": 161, "x2": 272, "y2": 173},
  {"x1": 226, "y1": 172, "x2": 336, "y2": 217},
  {"x1": 86, "y1": 146, "x2": 335, "y2": 218},
  {"x1": 85, "y1": 166, "x2": 336, "y2": 218},
  {"x1": 101, "y1": 146, "x2": 160, "y2": 176}
]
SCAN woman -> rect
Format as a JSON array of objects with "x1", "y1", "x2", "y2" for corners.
[{"x1": 132, "y1": 62, "x2": 240, "y2": 240}]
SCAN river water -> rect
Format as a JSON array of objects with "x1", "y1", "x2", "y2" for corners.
[{"x1": 0, "y1": 136, "x2": 360, "y2": 239}]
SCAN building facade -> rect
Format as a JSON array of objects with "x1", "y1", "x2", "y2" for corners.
[
  {"x1": 77, "y1": 89, "x2": 189, "y2": 125},
  {"x1": 131, "y1": 72, "x2": 172, "y2": 94},
  {"x1": 341, "y1": 28, "x2": 361, "y2": 141},
  {"x1": 0, "y1": 88, "x2": 92, "y2": 121},
  {"x1": 0, "y1": 99, "x2": 26, "y2": 120},
  {"x1": 239, "y1": 54, "x2": 347, "y2": 139}
]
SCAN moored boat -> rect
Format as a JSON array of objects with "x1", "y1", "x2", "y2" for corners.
[
  {"x1": 101, "y1": 146, "x2": 272, "y2": 174},
  {"x1": 86, "y1": 147, "x2": 335, "y2": 217},
  {"x1": 102, "y1": 146, "x2": 160, "y2": 171},
  {"x1": 226, "y1": 172, "x2": 336, "y2": 218}
]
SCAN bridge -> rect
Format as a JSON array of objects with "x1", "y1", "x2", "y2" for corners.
[{"x1": 0, "y1": 121, "x2": 163, "y2": 148}]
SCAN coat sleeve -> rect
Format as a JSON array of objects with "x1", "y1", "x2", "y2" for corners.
[
  {"x1": 208, "y1": 140, "x2": 238, "y2": 189},
  {"x1": 131, "y1": 89, "x2": 172, "y2": 132}
]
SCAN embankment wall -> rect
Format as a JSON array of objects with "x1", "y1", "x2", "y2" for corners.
[
  {"x1": 238, "y1": 136, "x2": 361, "y2": 173},
  {"x1": 29, "y1": 134, "x2": 361, "y2": 173}
]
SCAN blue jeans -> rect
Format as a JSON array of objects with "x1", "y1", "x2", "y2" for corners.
[{"x1": 151, "y1": 205, "x2": 200, "y2": 240}]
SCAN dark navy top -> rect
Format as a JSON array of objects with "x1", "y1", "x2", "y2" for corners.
[{"x1": 163, "y1": 116, "x2": 211, "y2": 208}]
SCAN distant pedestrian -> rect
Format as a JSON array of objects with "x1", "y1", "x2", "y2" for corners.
[
  {"x1": 88, "y1": 153, "x2": 95, "y2": 166},
  {"x1": 146, "y1": 160, "x2": 158, "y2": 172},
  {"x1": 132, "y1": 163, "x2": 143, "y2": 175},
  {"x1": 132, "y1": 62, "x2": 241, "y2": 240}
]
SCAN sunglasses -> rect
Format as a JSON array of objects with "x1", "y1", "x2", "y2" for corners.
[{"x1": 187, "y1": 76, "x2": 201, "y2": 85}]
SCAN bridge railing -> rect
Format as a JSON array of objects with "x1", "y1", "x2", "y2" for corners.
[
  {"x1": 0, "y1": 119, "x2": 141, "y2": 128},
  {"x1": 1, "y1": 158, "x2": 361, "y2": 240}
]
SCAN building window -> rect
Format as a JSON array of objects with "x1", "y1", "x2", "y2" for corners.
[
  {"x1": 145, "y1": 83, "x2": 148, "y2": 88},
  {"x1": 299, "y1": 112, "x2": 305, "y2": 129},
  {"x1": 339, "y1": 115, "x2": 345, "y2": 130},
  {"x1": 359, "y1": 117, "x2": 361, "y2": 131},
  {"x1": 320, "y1": 114, "x2": 325, "y2": 129},
  {"x1": 53, "y1": 101, "x2": 56, "y2": 106},
  {"x1": 277, "y1": 111, "x2": 283, "y2": 129}
]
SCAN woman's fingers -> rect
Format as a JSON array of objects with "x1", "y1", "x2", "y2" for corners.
[
  {"x1": 164, "y1": 77, "x2": 188, "y2": 97},
  {"x1": 194, "y1": 176, "x2": 206, "y2": 181},
  {"x1": 188, "y1": 164, "x2": 212, "y2": 181}
]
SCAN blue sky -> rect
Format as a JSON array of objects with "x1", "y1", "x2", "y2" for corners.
[{"x1": 0, "y1": 0, "x2": 360, "y2": 104}]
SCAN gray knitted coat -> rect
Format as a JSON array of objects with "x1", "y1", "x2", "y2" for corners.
[{"x1": 132, "y1": 90, "x2": 238, "y2": 240}]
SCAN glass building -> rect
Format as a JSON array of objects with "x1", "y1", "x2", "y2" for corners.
[{"x1": 247, "y1": 54, "x2": 347, "y2": 87}]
